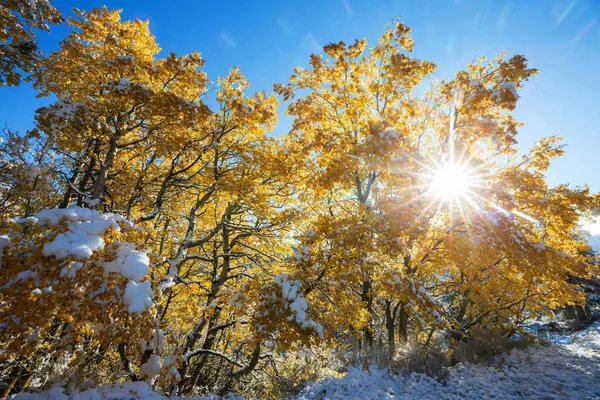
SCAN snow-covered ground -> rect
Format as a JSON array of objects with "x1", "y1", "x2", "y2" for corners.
[
  {"x1": 9, "y1": 382, "x2": 242, "y2": 400},
  {"x1": 10, "y1": 322, "x2": 600, "y2": 399},
  {"x1": 295, "y1": 321, "x2": 600, "y2": 400}
]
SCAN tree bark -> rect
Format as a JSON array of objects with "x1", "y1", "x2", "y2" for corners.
[
  {"x1": 89, "y1": 134, "x2": 119, "y2": 209},
  {"x1": 398, "y1": 303, "x2": 409, "y2": 343},
  {"x1": 385, "y1": 300, "x2": 395, "y2": 359},
  {"x1": 361, "y1": 279, "x2": 374, "y2": 348}
]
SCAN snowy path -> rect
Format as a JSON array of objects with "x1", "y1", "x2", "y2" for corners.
[{"x1": 295, "y1": 323, "x2": 600, "y2": 400}]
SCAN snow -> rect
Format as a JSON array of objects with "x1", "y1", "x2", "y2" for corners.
[
  {"x1": 16, "y1": 270, "x2": 37, "y2": 281},
  {"x1": 491, "y1": 81, "x2": 519, "y2": 102},
  {"x1": 140, "y1": 354, "x2": 162, "y2": 382},
  {"x1": 8, "y1": 382, "x2": 241, "y2": 400},
  {"x1": 83, "y1": 198, "x2": 101, "y2": 208},
  {"x1": 294, "y1": 322, "x2": 600, "y2": 400},
  {"x1": 102, "y1": 244, "x2": 150, "y2": 281},
  {"x1": 123, "y1": 280, "x2": 153, "y2": 313},
  {"x1": 1, "y1": 269, "x2": 39, "y2": 290},
  {"x1": 59, "y1": 261, "x2": 83, "y2": 278},
  {"x1": 291, "y1": 246, "x2": 310, "y2": 264},
  {"x1": 32, "y1": 207, "x2": 126, "y2": 227},
  {"x1": 501, "y1": 81, "x2": 518, "y2": 95},
  {"x1": 18, "y1": 207, "x2": 153, "y2": 313},
  {"x1": 378, "y1": 128, "x2": 401, "y2": 143},
  {"x1": 158, "y1": 250, "x2": 186, "y2": 292},
  {"x1": 0, "y1": 235, "x2": 10, "y2": 267},
  {"x1": 532, "y1": 241, "x2": 545, "y2": 251},
  {"x1": 274, "y1": 275, "x2": 324, "y2": 337},
  {"x1": 229, "y1": 291, "x2": 247, "y2": 308},
  {"x1": 43, "y1": 219, "x2": 116, "y2": 259},
  {"x1": 112, "y1": 78, "x2": 131, "y2": 92},
  {"x1": 42, "y1": 100, "x2": 85, "y2": 121},
  {"x1": 147, "y1": 329, "x2": 167, "y2": 351}
]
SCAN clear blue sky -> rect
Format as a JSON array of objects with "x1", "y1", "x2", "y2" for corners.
[{"x1": 1, "y1": 0, "x2": 599, "y2": 191}]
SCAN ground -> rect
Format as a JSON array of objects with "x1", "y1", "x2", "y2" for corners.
[
  {"x1": 295, "y1": 321, "x2": 600, "y2": 400},
  {"x1": 10, "y1": 322, "x2": 600, "y2": 400}
]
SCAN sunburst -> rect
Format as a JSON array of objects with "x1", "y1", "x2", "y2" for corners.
[{"x1": 428, "y1": 160, "x2": 473, "y2": 203}]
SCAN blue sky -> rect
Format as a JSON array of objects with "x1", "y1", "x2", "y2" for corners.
[{"x1": 1, "y1": 0, "x2": 599, "y2": 191}]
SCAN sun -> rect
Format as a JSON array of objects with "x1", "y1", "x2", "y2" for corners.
[{"x1": 428, "y1": 161, "x2": 473, "y2": 202}]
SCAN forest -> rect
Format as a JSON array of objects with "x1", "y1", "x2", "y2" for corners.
[{"x1": 0, "y1": 2, "x2": 598, "y2": 399}]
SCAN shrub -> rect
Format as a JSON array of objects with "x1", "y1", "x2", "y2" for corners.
[
  {"x1": 266, "y1": 348, "x2": 333, "y2": 399},
  {"x1": 450, "y1": 326, "x2": 539, "y2": 365},
  {"x1": 395, "y1": 340, "x2": 449, "y2": 381}
]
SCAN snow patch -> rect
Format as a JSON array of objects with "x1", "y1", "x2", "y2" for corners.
[
  {"x1": 147, "y1": 329, "x2": 167, "y2": 351},
  {"x1": 274, "y1": 275, "x2": 323, "y2": 337},
  {"x1": 16, "y1": 270, "x2": 37, "y2": 281},
  {"x1": 23, "y1": 207, "x2": 152, "y2": 314},
  {"x1": 140, "y1": 354, "x2": 162, "y2": 382},
  {"x1": 43, "y1": 219, "x2": 116, "y2": 259},
  {"x1": 60, "y1": 261, "x2": 83, "y2": 278},
  {"x1": 102, "y1": 244, "x2": 150, "y2": 281},
  {"x1": 123, "y1": 280, "x2": 153, "y2": 313}
]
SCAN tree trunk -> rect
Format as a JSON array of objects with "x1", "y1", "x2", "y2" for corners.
[
  {"x1": 562, "y1": 304, "x2": 588, "y2": 322},
  {"x1": 385, "y1": 300, "x2": 395, "y2": 359},
  {"x1": 575, "y1": 305, "x2": 588, "y2": 322},
  {"x1": 398, "y1": 303, "x2": 409, "y2": 343},
  {"x1": 89, "y1": 134, "x2": 119, "y2": 209},
  {"x1": 188, "y1": 307, "x2": 223, "y2": 390},
  {"x1": 217, "y1": 343, "x2": 261, "y2": 396},
  {"x1": 178, "y1": 212, "x2": 233, "y2": 393},
  {"x1": 361, "y1": 279, "x2": 374, "y2": 348},
  {"x1": 456, "y1": 289, "x2": 471, "y2": 325}
]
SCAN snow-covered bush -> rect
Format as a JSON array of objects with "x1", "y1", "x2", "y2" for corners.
[{"x1": 0, "y1": 207, "x2": 156, "y2": 394}]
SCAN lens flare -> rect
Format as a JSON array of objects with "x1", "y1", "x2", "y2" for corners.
[{"x1": 429, "y1": 161, "x2": 472, "y2": 201}]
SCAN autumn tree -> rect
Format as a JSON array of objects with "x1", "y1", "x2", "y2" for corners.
[
  {"x1": 0, "y1": 0, "x2": 63, "y2": 218},
  {"x1": 1, "y1": 7, "x2": 305, "y2": 397},
  {"x1": 0, "y1": 128, "x2": 61, "y2": 218},
  {"x1": 146, "y1": 68, "x2": 303, "y2": 396},
  {"x1": 421, "y1": 57, "x2": 599, "y2": 339},
  {"x1": 0, "y1": 0, "x2": 62, "y2": 86},
  {"x1": 276, "y1": 21, "x2": 598, "y2": 359},
  {"x1": 274, "y1": 21, "x2": 440, "y2": 354},
  {"x1": 34, "y1": 7, "x2": 209, "y2": 211}
]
